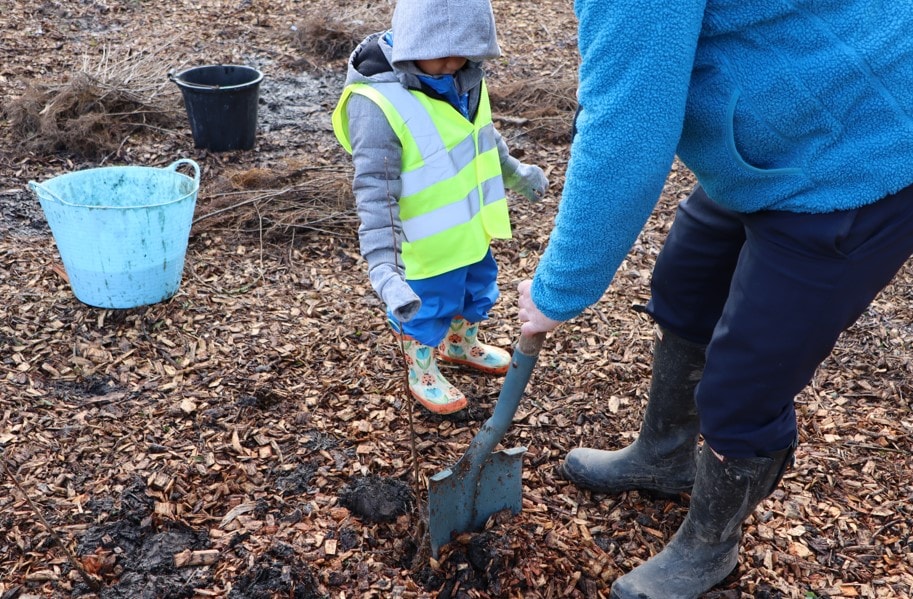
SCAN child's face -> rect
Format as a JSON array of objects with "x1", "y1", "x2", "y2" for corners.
[{"x1": 415, "y1": 56, "x2": 468, "y2": 76}]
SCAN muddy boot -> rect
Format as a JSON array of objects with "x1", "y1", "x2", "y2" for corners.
[
  {"x1": 400, "y1": 334, "x2": 467, "y2": 414},
  {"x1": 609, "y1": 441, "x2": 796, "y2": 599},
  {"x1": 562, "y1": 326, "x2": 706, "y2": 494},
  {"x1": 437, "y1": 316, "x2": 510, "y2": 375}
]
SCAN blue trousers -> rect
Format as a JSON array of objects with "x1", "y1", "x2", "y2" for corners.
[
  {"x1": 647, "y1": 184, "x2": 913, "y2": 457},
  {"x1": 390, "y1": 250, "x2": 500, "y2": 347}
]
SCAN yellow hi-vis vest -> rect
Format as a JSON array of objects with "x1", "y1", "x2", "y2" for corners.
[{"x1": 332, "y1": 80, "x2": 512, "y2": 280}]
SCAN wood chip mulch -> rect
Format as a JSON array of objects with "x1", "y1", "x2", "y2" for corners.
[{"x1": 2, "y1": 2, "x2": 913, "y2": 598}]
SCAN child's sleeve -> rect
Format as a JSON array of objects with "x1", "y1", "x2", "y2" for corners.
[
  {"x1": 494, "y1": 127, "x2": 549, "y2": 202},
  {"x1": 493, "y1": 127, "x2": 522, "y2": 178},
  {"x1": 346, "y1": 95, "x2": 422, "y2": 322}
]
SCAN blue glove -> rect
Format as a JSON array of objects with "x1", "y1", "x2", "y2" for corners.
[{"x1": 504, "y1": 163, "x2": 548, "y2": 202}]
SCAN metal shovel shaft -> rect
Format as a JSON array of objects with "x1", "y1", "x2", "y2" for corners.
[
  {"x1": 428, "y1": 332, "x2": 545, "y2": 557},
  {"x1": 453, "y1": 333, "x2": 544, "y2": 468}
]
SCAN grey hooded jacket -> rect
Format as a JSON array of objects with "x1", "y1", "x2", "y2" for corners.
[{"x1": 340, "y1": 0, "x2": 535, "y2": 323}]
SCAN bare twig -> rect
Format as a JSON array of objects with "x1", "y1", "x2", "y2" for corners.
[
  {"x1": 193, "y1": 187, "x2": 306, "y2": 224},
  {"x1": 1, "y1": 451, "x2": 102, "y2": 592},
  {"x1": 379, "y1": 157, "x2": 424, "y2": 536},
  {"x1": 392, "y1": 232, "x2": 421, "y2": 489}
]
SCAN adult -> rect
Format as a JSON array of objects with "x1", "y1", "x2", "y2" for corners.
[{"x1": 517, "y1": 2, "x2": 913, "y2": 598}]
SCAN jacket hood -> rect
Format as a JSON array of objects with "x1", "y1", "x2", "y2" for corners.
[
  {"x1": 344, "y1": 31, "x2": 486, "y2": 96},
  {"x1": 391, "y1": 0, "x2": 501, "y2": 67},
  {"x1": 343, "y1": 32, "x2": 398, "y2": 86}
]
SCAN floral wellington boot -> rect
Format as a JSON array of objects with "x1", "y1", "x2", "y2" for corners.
[
  {"x1": 401, "y1": 335, "x2": 467, "y2": 414},
  {"x1": 437, "y1": 316, "x2": 510, "y2": 375}
]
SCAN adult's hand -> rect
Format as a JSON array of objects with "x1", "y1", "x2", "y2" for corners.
[{"x1": 517, "y1": 279, "x2": 563, "y2": 336}]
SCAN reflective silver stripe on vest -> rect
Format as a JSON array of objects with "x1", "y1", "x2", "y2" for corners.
[
  {"x1": 402, "y1": 175, "x2": 506, "y2": 243},
  {"x1": 480, "y1": 174, "x2": 506, "y2": 206},
  {"x1": 477, "y1": 123, "x2": 497, "y2": 154},
  {"x1": 402, "y1": 132, "x2": 477, "y2": 197},
  {"x1": 371, "y1": 82, "x2": 445, "y2": 159},
  {"x1": 371, "y1": 83, "x2": 487, "y2": 198}
]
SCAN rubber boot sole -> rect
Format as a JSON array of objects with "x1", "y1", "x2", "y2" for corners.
[
  {"x1": 409, "y1": 388, "x2": 467, "y2": 415},
  {"x1": 436, "y1": 352, "x2": 509, "y2": 375}
]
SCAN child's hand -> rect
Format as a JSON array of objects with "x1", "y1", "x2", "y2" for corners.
[{"x1": 504, "y1": 163, "x2": 549, "y2": 202}]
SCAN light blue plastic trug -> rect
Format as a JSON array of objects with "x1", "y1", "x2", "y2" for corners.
[{"x1": 28, "y1": 159, "x2": 201, "y2": 309}]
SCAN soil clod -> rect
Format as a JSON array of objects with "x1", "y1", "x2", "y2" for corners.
[{"x1": 339, "y1": 475, "x2": 413, "y2": 523}]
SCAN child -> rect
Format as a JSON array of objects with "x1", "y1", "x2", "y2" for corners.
[{"x1": 332, "y1": 0, "x2": 548, "y2": 415}]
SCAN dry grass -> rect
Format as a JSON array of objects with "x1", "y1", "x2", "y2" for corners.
[
  {"x1": 194, "y1": 158, "x2": 358, "y2": 239},
  {"x1": 3, "y1": 45, "x2": 183, "y2": 160},
  {"x1": 292, "y1": 3, "x2": 392, "y2": 63},
  {"x1": 490, "y1": 74, "x2": 578, "y2": 143}
]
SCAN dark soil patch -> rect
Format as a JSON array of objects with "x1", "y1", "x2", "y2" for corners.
[
  {"x1": 339, "y1": 474, "x2": 413, "y2": 523},
  {"x1": 417, "y1": 531, "x2": 510, "y2": 597},
  {"x1": 52, "y1": 375, "x2": 121, "y2": 399},
  {"x1": 227, "y1": 543, "x2": 324, "y2": 599},
  {"x1": 75, "y1": 478, "x2": 212, "y2": 598},
  {"x1": 0, "y1": 189, "x2": 47, "y2": 237},
  {"x1": 273, "y1": 462, "x2": 318, "y2": 496}
]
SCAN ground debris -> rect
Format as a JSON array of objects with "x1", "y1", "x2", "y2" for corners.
[{"x1": 2, "y1": 1, "x2": 913, "y2": 599}]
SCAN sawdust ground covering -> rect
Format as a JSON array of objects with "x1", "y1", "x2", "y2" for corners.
[{"x1": 2, "y1": 1, "x2": 913, "y2": 598}]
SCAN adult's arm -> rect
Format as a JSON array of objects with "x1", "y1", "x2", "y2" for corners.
[{"x1": 530, "y1": 0, "x2": 707, "y2": 322}]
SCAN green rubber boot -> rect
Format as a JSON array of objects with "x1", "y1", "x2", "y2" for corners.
[
  {"x1": 609, "y1": 442, "x2": 796, "y2": 599},
  {"x1": 562, "y1": 326, "x2": 706, "y2": 495},
  {"x1": 400, "y1": 334, "x2": 467, "y2": 415},
  {"x1": 437, "y1": 316, "x2": 510, "y2": 375}
]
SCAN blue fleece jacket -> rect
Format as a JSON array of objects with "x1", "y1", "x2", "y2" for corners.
[{"x1": 532, "y1": 0, "x2": 913, "y2": 322}]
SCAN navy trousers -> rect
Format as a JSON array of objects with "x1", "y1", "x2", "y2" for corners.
[{"x1": 647, "y1": 184, "x2": 913, "y2": 457}]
